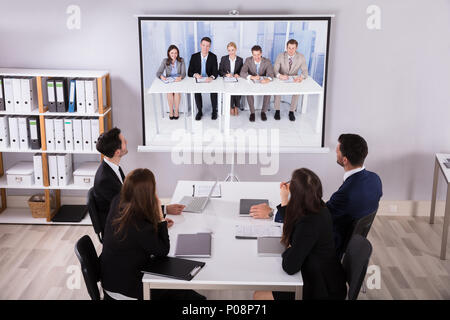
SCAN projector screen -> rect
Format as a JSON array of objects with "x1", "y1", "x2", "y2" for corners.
[{"x1": 138, "y1": 15, "x2": 331, "y2": 153}]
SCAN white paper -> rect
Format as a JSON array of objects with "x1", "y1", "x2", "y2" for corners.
[
  {"x1": 161, "y1": 77, "x2": 175, "y2": 84},
  {"x1": 223, "y1": 77, "x2": 238, "y2": 83},
  {"x1": 235, "y1": 224, "x2": 282, "y2": 238},
  {"x1": 194, "y1": 183, "x2": 221, "y2": 197}
]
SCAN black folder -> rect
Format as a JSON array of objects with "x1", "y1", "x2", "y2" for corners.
[
  {"x1": 28, "y1": 116, "x2": 41, "y2": 150},
  {"x1": 141, "y1": 256, "x2": 205, "y2": 281},
  {"x1": 0, "y1": 77, "x2": 5, "y2": 111}
]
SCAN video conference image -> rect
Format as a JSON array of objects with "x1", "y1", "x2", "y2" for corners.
[{"x1": 139, "y1": 17, "x2": 330, "y2": 150}]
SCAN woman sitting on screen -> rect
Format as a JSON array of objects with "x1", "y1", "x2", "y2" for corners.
[
  {"x1": 219, "y1": 42, "x2": 243, "y2": 116},
  {"x1": 254, "y1": 168, "x2": 347, "y2": 300},
  {"x1": 100, "y1": 168, "x2": 205, "y2": 300},
  {"x1": 156, "y1": 45, "x2": 186, "y2": 120}
]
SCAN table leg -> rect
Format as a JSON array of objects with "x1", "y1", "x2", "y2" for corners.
[
  {"x1": 152, "y1": 94, "x2": 160, "y2": 134},
  {"x1": 143, "y1": 283, "x2": 151, "y2": 300},
  {"x1": 224, "y1": 94, "x2": 231, "y2": 136},
  {"x1": 183, "y1": 93, "x2": 188, "y2": 131},
  {"x1": 190, "y1": 94, "x2": 195, "y2": 133},
  {"x1": 160, "y1": 93, "x2": 165, "y2": 119},
  {"x1": 295, "y1": 286, "x2": 303, "y2": 300},
  {"x1": 315, "y1": 93, "x2": 324, "y2": 133},
  {"x1": 440, "y1": 185, "x2": 450, "y2": 260},
  {"x1": 301, "y1": 94, "x2": 308, "y2": 114},
  {"x1": 219, "y1": 93, "x2": 222, "y2": 133},
  {"x1": 430, "y1": 157, "x2": 440, "y2": 224}
]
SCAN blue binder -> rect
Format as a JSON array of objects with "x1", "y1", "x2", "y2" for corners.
[{"x1": 68, "y1": 79, "x2": 76, "y2": 112}]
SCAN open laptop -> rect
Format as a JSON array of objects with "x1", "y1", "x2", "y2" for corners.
[{"x1": 180, "y1": 180, "x2": 218, "y2": 213}]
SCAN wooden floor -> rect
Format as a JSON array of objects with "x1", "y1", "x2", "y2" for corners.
[{"x1": 0, "y1": 216, "x2": 449, "y2": 300}]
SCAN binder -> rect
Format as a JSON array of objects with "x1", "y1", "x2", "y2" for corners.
[
  {"x1": 44, "y1": 118, "x2": 55, "y2": 151},
  {"x1": 82, "y1": 119, "x2": 92, "y2": 151},
  {"x1": 75, "y1": 79, "x2": 86, "y2": 113},
  {"x1": 48, "y1": 154, "x2": 59, "y2": 187},
  {"x1": 18, "y1": 117, "x2": 30, "y2": 150},
  {"x1": 90, "y1": 118, "x2": 99, "y2": 148},
  {"x1": 54, "y1": 118, "x2": 65, "y2": 151},
  {"x1": 57, "y1": 153, "x2": 73, "y2": 186},
  {"x1": 84, "y1": 79, "x2": 98, "y2": 114},
  {"x1": 72, "y1": 118, "x2": 83, "y2": 151},
  {"x1": 0, "y1": 78, "x2": 5, "y2": 111},
  {"x1": 141, "y1": 256, "x2": 205, "y2": 281},
  {"x1": 28, "y1": 117, "x2": 41, "y2": 150},
  {"x1": 0, "y1": 117, "x2": 9, "y2": 148},
  {"x1": 3, "y1": 78, "x2": 14, "y2": 112},
  {"x1": 33, "y1": 153, "x2": 43, "y2": 186},
  {"x1": 55, "y1": 79, "x2": 67, "y2": 112},
  {"x1": 12, "y1": 78, "x2": 22, "y2": 113},
  {"x1": 21, "y1": 77, "x2": 38, "y2": 112},
  {"x1": 8, "y1": 117, "x2": 19, "y2": 149},
  {"x1": 47, "y1": 80, "x2": 57, "y2": 112},
  {"x1": 64, "y1": 118, "x2": 74, "y2": 151},
  {"x1": 175, "y1": 233, "x2": 212, "y2": 258},
  {"x1": 68, "y1": 79, "x2": 76, "y2": 113}
]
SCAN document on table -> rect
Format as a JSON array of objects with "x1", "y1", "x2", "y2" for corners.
[
  {"x1": 235, "y1": 224, "x2": 282, "y2": 239},
  {"x1": 194, "y1": 183, "x2": 222, "y2": 197},
  {"x1": 281, "y1": 76, "x2": 295, "y2": 83},
  {"x1": 195, "y1": 77, "x2": 209, "y2": 83},
  {"x1": 223, "y1": 77, "x2": 238, "y2": 83},
  {"x1": 251, "y1": 77, "x2": 270, "y2": 84},
  {"x1": 161, "y1": 77, "x2": 175, "y2": 84}
]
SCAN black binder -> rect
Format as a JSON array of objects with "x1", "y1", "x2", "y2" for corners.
[
  {"x1": 28, "y1": 116, "x2": 41, "y2": 150},
  {"x1": 141, "y1": 256, "x2": 205, "y2": 281},
  {"x1": 0, "y1": 77, "x2": 5, "y2": 111}
]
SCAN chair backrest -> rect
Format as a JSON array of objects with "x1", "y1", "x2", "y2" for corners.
[
  {"x1": 87, "y1": 187, "x2": 103, "y2": 243},
  {"x1": 74, "y1": 235, "x2": 101, "y2": 300},
  {"x1": 342, "y1": 235, "x2": 372, "y2": 300}
]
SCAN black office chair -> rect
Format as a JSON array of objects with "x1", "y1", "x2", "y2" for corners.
[
  {"x1": 342, "y1": 234, "x2": 373, "y2": 300},
  {"x1": 74, "y1": 235, "x2": 102, "y2": 300},
  {"x1": 87, "y1": 187, "x2": 103, "y2": 243}
]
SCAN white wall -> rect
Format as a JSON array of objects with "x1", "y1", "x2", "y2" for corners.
[{"x1": 1, "y1": 0, "x2": 449, "y2": 201}]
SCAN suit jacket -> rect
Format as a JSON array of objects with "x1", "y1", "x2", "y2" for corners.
[
  {"x1": 156, "y1": 58, "x2": 186, "y2": 78},
  {"x1": 93, "y1": 161, "x2": 124, "y2": 233},
  {"x1": 274, "y1": 51, "x2": 308, "y2": 78},
  {"x1": 187, "y1": 52, "x2": 218, "y2": 78},
  {"x1": 326, "y1": 169, "x2": 382, "y2": 256},
  {"x1": 280, "y1": 205, "x2": 347, "y2": 300},
  {"x1": 218, "y1": 55, "x2": 243, "y2": 77},
  {"x1": 100, "y1": 195, "x2": 170, "y2": 300},
  {"x1": 240, "y1": 57, "x2": 275, "y2": 79}
]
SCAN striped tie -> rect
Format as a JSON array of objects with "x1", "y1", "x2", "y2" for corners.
[{"x1": 289, "y1": 57, "x2": 293, "y2": 70}]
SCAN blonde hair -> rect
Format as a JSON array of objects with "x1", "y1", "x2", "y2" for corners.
[{"x1": 227, "y1": 42, "x2": 237, "y2": 50}]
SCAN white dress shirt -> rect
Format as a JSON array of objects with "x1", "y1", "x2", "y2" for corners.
[
  {"x1": 229, "y1": 56, "x2": 236, "y2": 75},
  {"x1": 104, "y1": 158, "x2": 123, "y2": 184},
  {"x1": 343, "y1": 166, "x2": 365, "y2": 182}
]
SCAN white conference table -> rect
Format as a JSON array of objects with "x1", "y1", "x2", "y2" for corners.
[
  {"x1": 429, "y1": 153, "x2": 450, "y2": 259},
  {"x1": 147, "y1": 77, "x2": 324, "y2": 135},
  {"x1": 142, "y1": 181, "x2": 303, "y2": 300}
]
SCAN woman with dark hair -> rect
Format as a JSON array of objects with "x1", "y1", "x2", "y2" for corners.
[
  {"x1": 100, "y1": 168, "x2": 205, "y2": 300},
  {"x1": 254, "y1": 168, "x2": 347, "y2": 300},
  {"x1": 156, "y1": 44, "x2": 186, "y2": 119}
]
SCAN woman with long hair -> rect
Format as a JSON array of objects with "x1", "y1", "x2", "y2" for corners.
[{"x1": 255, "y1": 168, "x2": 347, "y2": 300}]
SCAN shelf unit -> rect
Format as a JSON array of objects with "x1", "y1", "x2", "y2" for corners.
[{"x1": 0, "y1": 68, "x2": 112, "y2": 223}]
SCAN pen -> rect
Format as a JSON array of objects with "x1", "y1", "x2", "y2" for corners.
[{"x1": 192, "y1": 184, "x2": 195, "y2": 197}]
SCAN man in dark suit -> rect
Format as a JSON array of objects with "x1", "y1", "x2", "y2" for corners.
[
  {"x1": 187, "y1": 37, "x2": 219, "y2": 121},
  {"x1": 93, "y1": 127, "x2": 184, "y2": 232}
]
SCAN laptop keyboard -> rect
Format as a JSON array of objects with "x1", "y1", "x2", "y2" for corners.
[{"x1": 185, "y1": 197, "x2": 207, "y2": 212}]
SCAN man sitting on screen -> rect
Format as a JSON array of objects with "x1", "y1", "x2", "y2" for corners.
[
  {"x1": 240, "y1": 45, "x2": 275, "y2": 122},
  {"x1": 187, "y1": 36, "x2": 219, "y2": 121},
  {"x1": 273, "y1": 39, "x2": 309, "y2": 122}
]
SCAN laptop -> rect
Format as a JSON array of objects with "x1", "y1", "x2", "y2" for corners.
[
  {"x1": 239, "y1": 199, "x2": 269, "y2": 217},
  {"x1": 257, "y1": 237, "x2": 285, "y2": 257},
  {"x1": 180, "y1": 180, "x2": 218, "y2": 213}
]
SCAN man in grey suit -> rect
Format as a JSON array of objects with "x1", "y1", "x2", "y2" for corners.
[
  {"x1": 273, "y1": 39, "x2": 308, "y2": 121},
  {"x1": 240, "y1": 45, "x2": 274, "y2": 122}
]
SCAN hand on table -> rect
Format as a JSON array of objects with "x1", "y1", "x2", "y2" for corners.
[
  {"x1": 175, "y1": 76, "x2": 182, "y2": 82},
  {"x1": 279, "y1": 74, "x2": 289, "y2": 81},
  {"x1": 160, "y1": 76, "x2": 167, "y2": 81},
  {"x1": 260, "y1": 78, "x2": 270, "y2": 84},
  {"x1": 165, "y1": 218, "x2": 174, "y2": 228},
  {"x1": 249, "y1": 203, "x2": 272, "y2": 219},
  {"x1": 294, "y1": 76, "x2": 303, "y2": 83},
  {"x1": 166, "y1": 204, "x2": 185, "y2": 215}
]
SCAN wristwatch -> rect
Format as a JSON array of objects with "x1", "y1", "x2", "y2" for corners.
[{"x1": 268, "y1": 208, "x2": 274, "y2": 218}]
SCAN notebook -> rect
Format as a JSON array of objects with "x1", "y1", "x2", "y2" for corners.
[
  {"x1": 235, "y1": 224, "x2": 282, "y2": 239},
  {"x1": 141, "y1": 256, "x2": 205, "y2": 281},
  {"x1": 239, "y1": 199, "x2": 269, "y2": 216},
  {"x1": 175, "y1": 233, "x2": 212, "y2": 257},
  {"x1": 257, "y1": 237, "x2": 285, "y2": 257}
]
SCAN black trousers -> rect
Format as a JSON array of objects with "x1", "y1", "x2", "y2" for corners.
[
  {"x1": 230, "y1": 95, "x2": 241, "y2": 109},
  {"x1": 195, "y1": 93, "x2": 217, "y2": 114}
]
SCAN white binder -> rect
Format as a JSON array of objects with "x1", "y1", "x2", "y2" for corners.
[
  {"x1": 75, "y1": 79, "x2": 86, "y2": 113},
  {"x1": 18, "y1": 117, "x2": 30, "y2": 150},
  {"x1": 8, "y1": 117, "x2": 19, "y2": 149},
  {"x1": 82, "y1": 119, "x2": 92, "y2": 151},
  {"x1": 85, "y1": 79, "x2": 98, "y2": 114},
  {"x1": 0, "y1": 117, "x2": 9, "y2": 148},
  {"x1": 3, "y1": 78, "x2": 15, "y2": 112},
  {"x1": 54, "y1": 118, "x2": 65, "y2": 151},
  {"x1": 44, "y1": 118, "x2": 55, "y2": 151},
  {"x1": 21, "y1": 77, "x2": 38, "y2": 112},
  {"x1": 48, "y1": 154, "x2": 59, "y2": 187},
  {"x1": 57, "y1": 153, "x2": 73, "y2": 186},
  {"x1": 12, "y1": 78, "x2": 22, "y2": 113},
  {"x1": 90, "y1": 118, "x2": 100, "y2": 149},
  {"x1": 64, "y1": 118, "x2": 74, "y2": 151},
  {"x1": 33, "y1": 153, "x2": 43, "y2": 186},
  {"x1": 73, "y1": 118, "x2": 83, "y2": 151}
]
